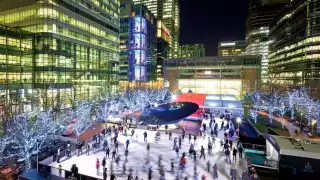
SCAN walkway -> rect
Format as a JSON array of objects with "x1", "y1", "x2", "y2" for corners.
[{"x1": 257, "y1": 111, "x2": 309, "y2": 139}]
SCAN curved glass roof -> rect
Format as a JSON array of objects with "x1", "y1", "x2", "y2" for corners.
[{"x1": 177, "y1": 93, "x2": 243, "y2": 109}]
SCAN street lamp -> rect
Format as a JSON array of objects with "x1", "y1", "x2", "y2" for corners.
[
  {"x1": 282, "y1": 104, "x2": 285, "y2": 129},
  {"x1": 236, "y1": 117, "x2": 241, "y2": 129},
  {"x1": 300, "y1": 113, "x2": 303, "y2": 127},
  {"x1": 171, "y1": 95, "x2": 177, "y2": 101},
  {"x1": 311, "y1": 120, "x2": 316, "y2": 134}
]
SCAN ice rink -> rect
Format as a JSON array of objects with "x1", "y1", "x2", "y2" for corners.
[{"x1": 49, "y1": 118, "x2": 247, "y2": 179}]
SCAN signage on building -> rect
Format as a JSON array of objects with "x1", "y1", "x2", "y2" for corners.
[
  {"x1": 220, "y1": 42, "x2": 236, "y2": 46},
  {"x1": 302, "y1": 162, "x2": 313, "y2": 173}
]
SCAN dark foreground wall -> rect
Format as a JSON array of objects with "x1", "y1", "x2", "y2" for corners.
[{"x1": 279, "y1": 155, "x2": 319, "y2": 179}]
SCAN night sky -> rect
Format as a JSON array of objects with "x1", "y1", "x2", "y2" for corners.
[{"x1": 179, "y1": 0, "x2": 248, "y2": 56}]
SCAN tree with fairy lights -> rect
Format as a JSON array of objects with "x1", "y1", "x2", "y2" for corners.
[
  {"x1": 287, "y1": 90, "x2": 298, "y2": 121},
  {"x1": 316, "y1": 103, "x2": 320, "y2": 134},
  {"x1": 250, "y1": 91, "x2": 262, "y2": 123},
  {"x1": 70, "y1": 101, "x2": 95, "y2": 136},
  {"x1": 0, "y1": 135, "x2": 12, "y2": 160},
  {"x1": 275, "y1": 97, "x2": 289, "y2": 129},
  {"x1": 266, "y1": 91, "x2": 280, "y2": 124},
  {"x1": 297, "y1": 89, "x2": 318, "y2": 126},
  {"x1": 118, "y1": 88, "x2": 171, "y2": 113},
  {"x1": 6, "y1": 110, "x2": 57, "y2": 170},
  {"x1": 96, "y1": 88, "x2": 172, "y2": 123}
]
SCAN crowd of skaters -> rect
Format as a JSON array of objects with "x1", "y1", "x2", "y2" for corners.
[{"x1": 56, "y1": 113, "x2": 257, "y2": 180}]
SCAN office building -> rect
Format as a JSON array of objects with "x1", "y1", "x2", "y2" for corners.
[
  {"x1": 0, "y1": 25, "x2": 35, "y2": 117},
  {"x1": 119, "y1": 0, "x2": 160, "y2": 91},
  {"x1": 269, "y1": 0, "x2": 320, "y2": 96},
  {"x1": 132, "y1": 0, "x2": 180, "y2": 58},
  {"x1": 246, "y1": 0, "x2": 289, "y2": 83},
  {"x1": 0, "y1": 0, "x2": 120, "y2": 114},
  {"x1": 120, "y1": 0, "x2": 132, "y2": 81},
  {"x1": 179, "y1": 43, "x2": 205, "y2": 58},
  {"x1": 164, "y1": 56, "x2": 261, "y2": 98},
  {"x1": 156, "y1": 20, "x2": 171, "y2": 81},
  {"x1": 218, "y1": 41, "x2": 246, "y2": 56}
]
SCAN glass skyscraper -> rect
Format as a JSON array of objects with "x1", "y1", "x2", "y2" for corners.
[
  {"x1": 246, "y1": 0, "x2": 289, "y2": 84},
  {"x1": 132, "y1": 0, "x2": 180, "y2": 58},
  {"x1": 128, "y1": 4, "x2": 157, "y2": 82},
  {"x1": 269, "y1": 0, "x2": 320, "y2": 96},
  {"x1": 0, "y1": 0, "x2": 120, "y2": 115}
]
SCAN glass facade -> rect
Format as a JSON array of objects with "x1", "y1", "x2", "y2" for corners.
[
  {"x1": 0, "y1": 0, "x2": 120, "y2": 115},
  {"x1": 132, "y1": 0, "x2": 179, "y2": 58},
  {"x1": 128, "y1": 5, "x2": 156, "y2": 82},
  {"x1": 269, "y1": 0, "x2": 320, "y2": 92},
  {"x1": 164, "y1": 56, "x2": 261, "y2": 97},
  {"x1": 120, "y1": 1, "x2": 132, "y2": 81},
  {"x1": 246, "y1": 0, "x2": 289, "y2": 84},
  {"x1": 218, "y1": 41, "x2": 246, "y2": 57},
  {"x1": 119, "y1": 1, "x2": 158, "y2": 91},
  {"x1": 179, "y1": 43, "x2": 205, "y2": 58},
  {"x1": 156, "y1": 20, "x2": 170, "y2": 81}
]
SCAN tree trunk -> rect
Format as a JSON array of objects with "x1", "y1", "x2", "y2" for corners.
[
  {"x1": 291, "y1": 107, "x2": 294, "y2": 120},
  {"x1": 269, "y1": 110, "x2": 273, "y2": 124}
]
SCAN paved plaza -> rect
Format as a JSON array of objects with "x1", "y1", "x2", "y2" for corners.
[{"x1": 49, "y1": 118, "x2": 247, "y2": 179}]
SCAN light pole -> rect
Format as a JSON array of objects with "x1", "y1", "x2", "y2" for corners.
[
  {"x1": 282, "y1": 104, "x2": 285, "y2": 129},
  {"x1": 300, "y1": 113, "x2": 303, "y2": 127},
  {"x1": 236, "y1": 117, "x2": 241, "y2": 131},
  {"x1": 171, "y1": 95, "x2": 177, "y2": 101},
  {"x1": 311, "y1": 120, "x2": 316, "y2": 134},
  {"x1": 37, "y1": 142, "x2": 39, "y2": 172}
]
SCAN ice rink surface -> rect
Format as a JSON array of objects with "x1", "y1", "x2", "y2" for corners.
[{"x1": 49, "y1": 118, "x2": 247, "y2": 179}]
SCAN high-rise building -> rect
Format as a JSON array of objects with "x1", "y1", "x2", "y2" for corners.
[
  {"x1": 0, "y1": 0, "x2": 120, "y2": 114},
  {"x1": 218, "y1": 41, "x2": 246, "y2": 56},
  {"x1": 246, "y1": 0, "x2": 289, "y2": 83},
  {"x1": 156, "y1": 20, "x2": 171, "y2": 81},
  {"x1": 269, "y1": 0, "x2": 320, "y2": 96},
  {"x1": 0, "y1": 25, "x2": 35, "y2": 116},
  {"x1": 132, "y1": 0, "x2": 180, "y2": 58},
  {"x1": 120, "y1": 0, "x2": 133, "y2": 82},
  {"x1": 128, "y1": 3, "x2": 157, "y2": 82},
  {"x1": 119, "y1": 0, "x2": 160, "y2": 91},
  {"x1": 179, "y1": 44, "x2": 205, "y2": 58}
]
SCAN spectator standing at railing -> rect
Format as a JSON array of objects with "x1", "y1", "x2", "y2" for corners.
[
  {"x1": 58, "y1": 164, "x2": 62, "y2": 177},
  {"x1": 86, "y1": 143, "x2": 90, "y2": 155}
]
